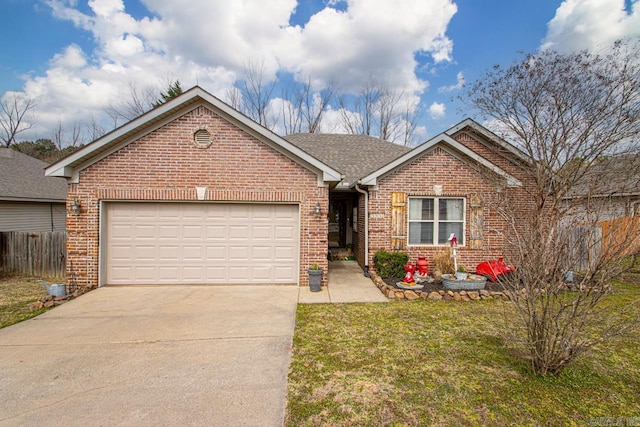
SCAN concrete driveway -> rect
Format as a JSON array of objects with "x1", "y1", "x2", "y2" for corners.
[{"x1": 0, "y1": 285, "x2": 299, "y2": 426}]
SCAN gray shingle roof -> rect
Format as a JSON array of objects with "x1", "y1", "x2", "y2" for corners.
[
  {"x1": 0, "y1": 148, "x2": 67, "y2": 202},
  {"x1": 284, "y1": 133, "x2": 411, "y2": 186},
  {"x1": 567, "y1": 154, "x2": 640, "y2": 198}
]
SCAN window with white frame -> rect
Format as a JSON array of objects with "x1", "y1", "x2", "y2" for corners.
[{"x1": 408, "y1": 197, "x2": 465, "y2": 245}]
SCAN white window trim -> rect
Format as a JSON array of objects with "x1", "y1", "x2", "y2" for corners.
[{"x1": 407, "y1": 196, "x2": 466, "y2": 247}]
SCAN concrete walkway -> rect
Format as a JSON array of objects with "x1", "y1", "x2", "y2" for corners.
[
  {"x1": 0, "y1": 285, "x2": 299, "y2": 427},
  {"x1": 298, "y1": 260, "x2": 389, "y2": 303}
]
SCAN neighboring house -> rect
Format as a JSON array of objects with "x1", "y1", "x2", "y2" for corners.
[
  {"x1": 565, "y1": 155, "x2": 640, "y2": 260},
  {"x1": 0, "y1": 148, "x2": 67, "y2": 232},
  {"x1": 45, "y1": 86, "x2": 532, "y2": 288}
]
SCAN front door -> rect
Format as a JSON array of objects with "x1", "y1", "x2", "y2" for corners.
[{"x1": 328, "y1": 199, "x2": 346, "y2": 248}]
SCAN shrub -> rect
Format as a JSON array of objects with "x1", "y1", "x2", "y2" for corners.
[
  {"x1": 434, "y1": 249, "x2": 454, "y2": 274},
  {"x1": 374, "y1": 250, "x2": 409, "y2": 278}
]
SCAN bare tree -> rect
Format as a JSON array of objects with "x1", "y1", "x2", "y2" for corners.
[
  {"x1": 105, "y1": 81, "x2": 156, "y2": 126},
  {"x1": 339, "y1": 78, "x2": 380, "y2": 136},
  {"x1": 51, "y1": 119, "x2": 83, "y2": 150},
  {"x1": 464, "y1": 39, "x2": 640, "y2": 375},
  {"x1": 85, "y1": 115, "x2": 106, "y2": 141},
  {"x1": 237, "y1": 60, "x2": 278, "y2": 129},
  {"x1": 299, "y1": 76, "x2": 335, "y2": 133},
  {"x1": 337, "y1": 78, "x2": 423, "y2": 144},
  {"x1": 279, "y1": 75, "x2": 336, "y2": 135},
  {"x1": 377, "y1": 87, "x2": 404, "y2": 141},
  {"x1": 0, "y1": 93, "x2": 36, "y2": 147}
]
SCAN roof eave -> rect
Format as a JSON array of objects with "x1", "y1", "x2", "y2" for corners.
[
  {"x1": 445, "y1": 118, "x2": 531, "y2": 164},
  {"x1": 359, "y1": 133, "x2": 522, "y2": 188},
  {"x1": 44, "y1": 86, "x2": 342, "y2": 185}
]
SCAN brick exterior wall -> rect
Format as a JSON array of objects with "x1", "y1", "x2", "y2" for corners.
[
  {"x1": 366, "y1": 130, "x2": 532, "y2": 274},
  {"x1": 66, "y1": 105, "x2": 329, "y2": 288}
]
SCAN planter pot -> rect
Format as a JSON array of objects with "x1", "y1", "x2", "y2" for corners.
[
  {"x1": 308, "y1": 269, "x2": 323, "y2": 292},
  {"x1": 442, "y1": 274, "x2": 487, "y2": 290},
  {"x1": 44, "y1": 283, "x2": 66, "y2": 297},
  {"x1": 455, "y1": 272, "x2": 468, "y2": 281}
]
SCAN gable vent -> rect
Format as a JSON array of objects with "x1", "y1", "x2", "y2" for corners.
[{"x1": 194, "y1": 129, "x2": 212, "y2": 148}]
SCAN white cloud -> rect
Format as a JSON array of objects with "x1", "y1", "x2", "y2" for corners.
[
  {"x1": 438, "y1": 71, "x2": 464, "y2": 93},
  {"x1": 9, "y1": 0, "x2": 458, "y2": 143},
  {"x1": 428, "y1": 102, "x2": 446, "y2": 119},
  {"x1": 542, "y1": 0, "x2": 640, "y2": 52}
]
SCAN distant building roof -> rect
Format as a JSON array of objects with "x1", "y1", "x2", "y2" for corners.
[
  {"x1": 0, "y1": 148, "x2": 67, "y2": 202},
  {"x1": 568, "y1": 154, "x2": 640, "y2": 198},
  {"x1": 284, "y1": 133, "x2": 411, "y2": 186}
]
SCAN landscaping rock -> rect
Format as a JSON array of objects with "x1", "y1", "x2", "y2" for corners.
[
  {"x1": 453, "y1": 292, "x2": 461, "y2": 302},
  {"x1": 428, "y1": 292, "x2": 442, "y2": 300},
  {"x1": 405, "y1": 290, "x2": 420, "y2": 301},
  {"x1": 394, "y1": 291, "x2": 405, "y2": 299},
  {"x1": 468, "y1": 291, "x2": 480, "y2": 300}
]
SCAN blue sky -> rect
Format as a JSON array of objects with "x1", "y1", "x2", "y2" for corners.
[{"x1": 1, "y1": 0, "x2": 638, "y2": 145}]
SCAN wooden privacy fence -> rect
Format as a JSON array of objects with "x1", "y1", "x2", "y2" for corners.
[
  {"x1": 569, "y1": 216, "x2": 640, "y2": 271},
  {"x1": 0, "y1": 231, "x2": 67, "y2": 277}
]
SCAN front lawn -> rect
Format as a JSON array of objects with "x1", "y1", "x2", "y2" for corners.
[
  {"x1": 0, "y1": 274, "x2": 53, "y2": 329},
  {"x1": 286, "y1": 278, "x2": 640, "y2": 426}
]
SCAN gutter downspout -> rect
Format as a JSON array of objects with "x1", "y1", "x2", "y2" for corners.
[{"x1": 355, "y1": 183, "x2": 370, "y2": 277}]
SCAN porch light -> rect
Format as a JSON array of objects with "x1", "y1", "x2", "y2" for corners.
[
  {"x1": 314, "y1": 202, "x2": 322, "y2": 216},
  {"x1": 70, "y1": 198, "x2": 81, "y2": 215}
]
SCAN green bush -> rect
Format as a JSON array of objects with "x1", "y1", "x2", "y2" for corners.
[{"x1": 373, "y1": 249, "x2": 409, "y2": 278}]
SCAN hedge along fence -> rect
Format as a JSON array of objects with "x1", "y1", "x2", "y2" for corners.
[{"x1": 0, "y1": 231, "x2": 66, "y2": 278}]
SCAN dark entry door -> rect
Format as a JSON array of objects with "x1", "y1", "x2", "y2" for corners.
[{"x1": 328, "y1": 199, "x2": 346, "y2": 248}]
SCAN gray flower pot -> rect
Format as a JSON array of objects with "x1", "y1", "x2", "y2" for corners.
[{"x1": 308, "y1": 269, "x2": 323, "y2": 292}]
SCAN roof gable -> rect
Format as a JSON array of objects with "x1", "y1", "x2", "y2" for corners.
[
  {"x1": 45, "y1": 86, "x2": 342, "y2": 185},
  {"x1": 0, "y1": 148, "x2": 67, "y2": 202},
  {"x1": 360, "y1": 120, "x2": 524, "y2": 188}
]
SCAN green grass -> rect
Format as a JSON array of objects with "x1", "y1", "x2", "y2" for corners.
[
  {"x1": 0, "y1": 274, "x2": 53, "y2": 329},
  {"x1": 286, "y1": 279, "x2": 640, "y2": 426}
]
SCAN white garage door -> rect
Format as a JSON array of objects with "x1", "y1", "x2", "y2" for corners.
[{"x1": 104, "y1": 202, "x2": 299, "y2": 285}]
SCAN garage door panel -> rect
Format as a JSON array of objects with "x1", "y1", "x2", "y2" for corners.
[
  {"x1": 105, "y1": 203, "x2": 299, "y2": 285},
  {"x1": 229, "y1": 225, "x2": 249, "y2": 239},
  {"x1": 228, "y1": 266, "x2": 250, "y2": 281},
  {"x1": 183, "y1": 225, "x2": 204, "y2": 239},
  {"x1": 206, "y1": 225, "x2": 226, "y2": 239},
  {"x1": 110, "y1": 245, "x2": 133, "y2": 261},
  {"x1": 252, "y1": 246, "x2": 272, "y2": 260},
  {"x1": 274, "y1": 225, "x2": 295, "y2": 240},
  {"x1": 183, "y1": 246, "x2": 205, "y2": 260},
  {"x1": 206, "y1": 266, "x2": 226, "y2": 280},
  {"x1": 159, "y1": 224, "x2": 181, "y2": 239},
  {"x1": 252, "y1": 266, "x2": 271, "y2": 280},
  {"x1": 274, "y1": 266, "x2": 295, "y2": 281},
  {"x1": 135, "y1": 224, "x2": 156, "y2": 239},
  {"x1": 274, "y1": 246, "x2": 295, "y2": 261},
  {"x1": 137, "y1": 266, "x2": 161, "y2": 281},
  {"x1": 252, "y1": 226, "x2": 272, "y2": 239},
  {"x1": 111, "y1": 224, "x2": 133, "y2": 239},
  {"x1": 228, "y1": 246, "x2": 249, "y2": 260},
  {"x1": 206, "y1": 246, "x2": 225, "y2": 260},
  {"x1": 134, "y1": 245, "x2": 156, "y2": 261},
  {"x1": 158, "y1": 246, "x2": 180, "y2": 261}
]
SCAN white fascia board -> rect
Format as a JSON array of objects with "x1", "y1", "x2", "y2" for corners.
[
  {"x1": 44, "y1": 86, "x2": 342, "y2": 185},
  {"x1": 198, "y1": 89, "x2": 342, "y2": 183},
  {"x1": 360, "y1": 133, "x2": 522, "y2": 187},
  {"x1": 44, "y1": 92, "x2": 190, "y2": 179},
  {"x1": 445, "y1": 118, "x2": 530, "y2": 164}
]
